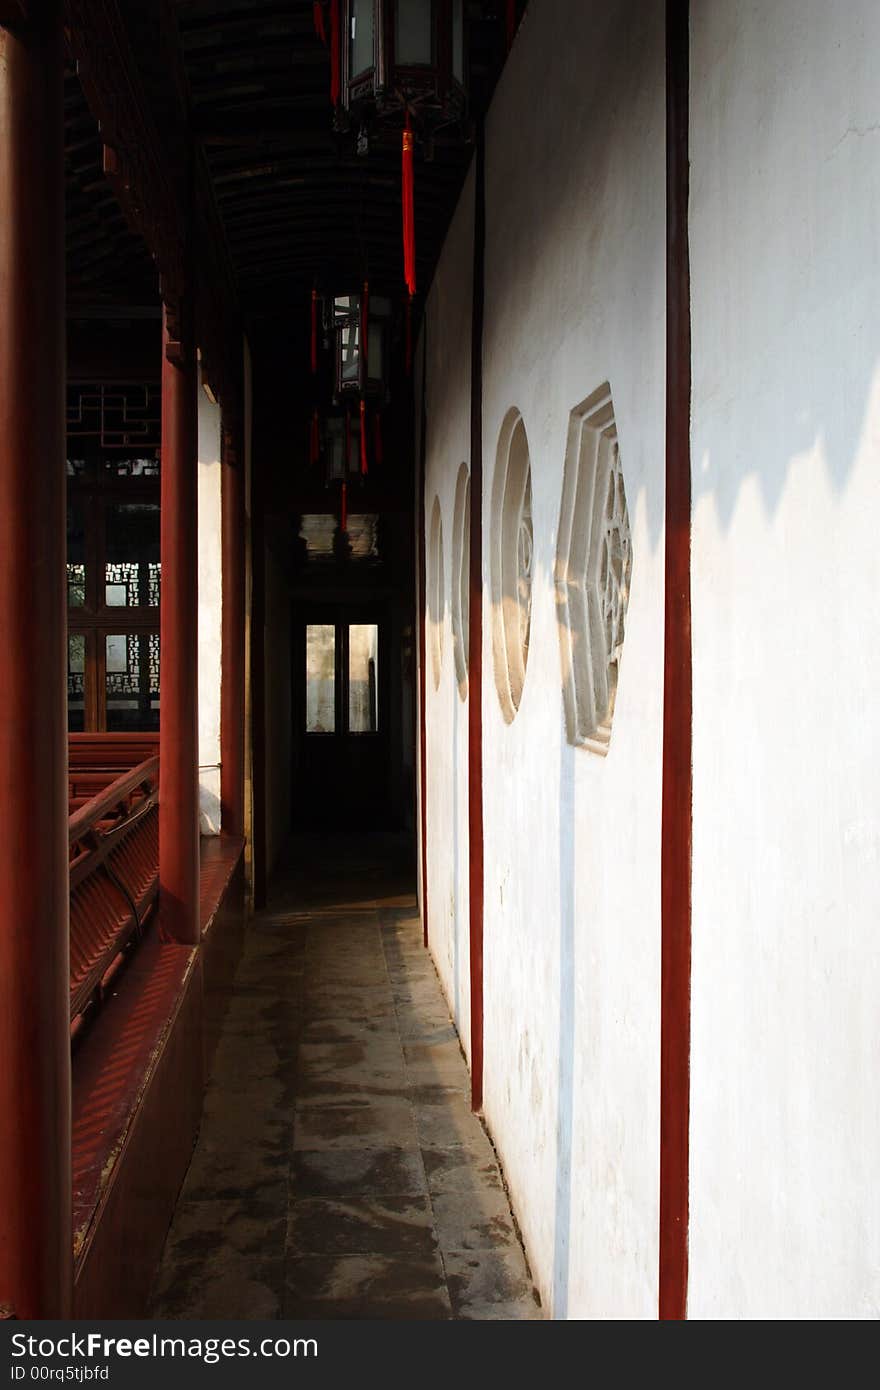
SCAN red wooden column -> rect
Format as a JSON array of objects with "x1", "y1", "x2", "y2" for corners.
[
  {"x1": 220, "y1": 411, "x2": 246, "y2": 839},
  {"x1": 0, "y1": 5, "x2": 72, "y2": 1318},
  {"x1": 159, "y1": 310, "x2": 200, "y2": 943},
  {"x1": 659, "y1": 0, "x2": 693, "y2": 1321}
]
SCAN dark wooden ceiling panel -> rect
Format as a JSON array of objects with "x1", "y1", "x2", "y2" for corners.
[{"x1": 65, "y1": 0, "x2": 511, "y2": 323}]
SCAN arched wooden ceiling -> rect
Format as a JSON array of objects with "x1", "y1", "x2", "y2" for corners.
[{"x1": 65, "y1": 1, "x2": 511, "y2": 322}]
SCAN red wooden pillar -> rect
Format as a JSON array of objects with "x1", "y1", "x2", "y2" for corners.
[
  {"x1": 0, "y1": 5, "x2": 72, "y2": 1318},
  {"x1": 159, "y1": 309, "x2": 200, "y2": 943},
  {"x1": 220, "y1": 412, "x2": 246, "y2": 839},
  {"x1": 659, "y1": 0, "x2": 693, "y2": 1321}
]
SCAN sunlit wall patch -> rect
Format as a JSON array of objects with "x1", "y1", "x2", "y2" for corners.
[{"x1": 428, "y1": 494, "x2": 445, "y2": 691}]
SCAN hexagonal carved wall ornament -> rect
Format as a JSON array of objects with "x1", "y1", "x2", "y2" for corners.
[
  {"x1": 555, "y1": 383, "x2": 632, "y2": 753},
  {"x1": 491, "y1": 409, "x2": 533, "y2": 723}
]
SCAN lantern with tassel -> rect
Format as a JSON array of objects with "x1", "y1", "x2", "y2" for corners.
[
  {"x1": 333, "y1": 1, "x2": 466, "y2": 133},
  {"x1": 331, "y1": 287, "x2": 391, "y2": 400}
]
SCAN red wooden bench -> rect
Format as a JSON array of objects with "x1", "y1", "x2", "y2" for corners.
[{"x1": 68, "y1": 742, "x2": 160, "y2": 1038}]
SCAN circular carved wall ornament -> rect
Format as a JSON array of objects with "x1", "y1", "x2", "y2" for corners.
[
  {"x1": 451, "y1": 462, "x2": 471, "y2": 700},
  {"x1": 490, "y1": 410, "x2": 533, "y2": 723}
]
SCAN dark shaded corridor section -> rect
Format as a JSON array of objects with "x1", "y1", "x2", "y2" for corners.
[{"x1": 151, "y1": 836, "x2": 540, "y2": 1319}]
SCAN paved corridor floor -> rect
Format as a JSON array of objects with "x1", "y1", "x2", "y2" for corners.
[{"x1": 150, "y1": 835, "x2": 542, "y2": 1319}]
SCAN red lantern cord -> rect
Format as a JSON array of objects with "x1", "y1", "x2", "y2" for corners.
[
  {"x1": 373, "y1": 410, "x2": 383, "y2": 465},
  {"x1": 405, "y1": 291, "x2": 413, "y2": 377},
  {"x1": 402, "y1": 115, "x2": 416, "y2": 297},
  {"x1": 309, "y1": 407, "x2": 320, "y2": 465},
  {"x1": 310, "y1": 287, "x2": 318, "y2": 374},
  {"x1": 313, "y1": 1, "x2": 326, "y2": 45},
  {"x1": 506, "y1": 0, "x2": 516, "y2": 50},
  {"x1": 360, "y1": 279, "x2": 370, "y2": 385},
  {"x1": 360, "y1": 398, "x2": 368, "y2": 476},
  {"x1": 340, "y1": 480, "x2": 348, "y2": 533},
  {"x1": 329, "y1": 0, "x2": 340, "y2": 106},
  {"x1": 344, "y1": 407, "x2": 351, "y2": 471}
]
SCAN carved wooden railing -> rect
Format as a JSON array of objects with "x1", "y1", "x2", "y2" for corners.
[{"x1": 68, "y1": 755, "x2": 160, "y2": 1037}]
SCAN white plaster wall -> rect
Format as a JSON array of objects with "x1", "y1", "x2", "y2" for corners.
[
  {"x1": 422, "y1": 0, "x2": 666, "y2": 1317},
  {"x1": 688, "y1": 0, "x2": 880, "y2": 1319},
  {"x1": 197, "y1": 375, "x2": 222, "y2": 835},
  {"x1": 243, "y1": 338, "x2": 255, "y2": 894},
  {"x1": 423, "y1": 165, "x2": 474, "y2": 1060}
]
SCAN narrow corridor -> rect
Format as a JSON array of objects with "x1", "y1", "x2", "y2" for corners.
[{"x1": 150, "y1": 837, "x2": 541, "y2": 1319}]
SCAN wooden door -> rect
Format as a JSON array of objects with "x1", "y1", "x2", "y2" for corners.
[{"x1": 293, "y1": 605, "x2": 391, "y2": 829}]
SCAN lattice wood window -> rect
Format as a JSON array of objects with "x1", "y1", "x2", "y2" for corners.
[
  {"x1": 555, "y1": 383, "x2": 632, "y2": 753},
  {"x1": 66, "y1": 381, "x2": 161, "y2": 733}
]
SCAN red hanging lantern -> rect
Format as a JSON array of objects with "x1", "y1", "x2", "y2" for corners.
[
  {"x1": 333, "y1": 2, "x2": 467, "y2": 133},
  {"x1": 360, "y1": 279, "x2": 370, "y2": 385},
  {"x1": 332, "y1": 288, "x2": 390, "y2": 399}
]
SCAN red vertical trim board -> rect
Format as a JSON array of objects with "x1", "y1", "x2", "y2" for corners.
[
  {"x1": 0, "y1": 7, "x2": 72, "y2": 1318},
  {"x1": 468, "y1": 124, "x2": 486, "y2": 1114},
  {"x1": 659, "y1": 0, "x2": 693, "y2": 1322}
]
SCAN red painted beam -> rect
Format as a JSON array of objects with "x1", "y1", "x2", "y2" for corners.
[
  {"x1": 659, "y1": 0, "x2": 693, "y2": 1321},
  {"x1": 220, "y1": 412, "x2": 246, "y2": 839},
  {"x1": 159, "y1": 308, "x2": 200, "y2": 944},
  {"x1": 468, "y1": 123, "x2": 486, "y2": 1114},
  {"x1": 0, "y1": 4, "x2": 72, "y2": 1318}
]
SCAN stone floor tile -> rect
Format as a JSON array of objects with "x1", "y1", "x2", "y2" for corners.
[
  {"x1": 300, "y1": 1016, "x2": 400, "y2": 1044},
  {"x1": 160, "y1": 1198, "x2": 287, "y2": 1263},
  {"x1": 431, "y1": 1187, "x2": 518, "y2": 1250},
  {"x1": 414, "y1": 1101, "x2": 496, "y2": 1153},
  {"x1": 152, "y1": 1253, "x2": 282, "y2": 1319},
  {"x1": 152, "y1": 835, "x2": 538, "y2": 1321},
  {"x1": 421, "y1": 1146, "x2": 503, "y2": 1195},
  {"x1": 288, "y1": 1195, "x2": 437, "y2": 1257},
  {"x1": 292, "y1": 1146, "x2": 427, "y2": 1197},
  {"x1": 443, "y1": 1247, "x2": 543, "y2": 1318},
  {"x1": 284, "y1": 1254, "x2": 451, "y2": 1320},
  {"x1": 292, "y1": 1098, "x2": 418, "y2": 1152},
  {"x1": 298, "y1": 1039, "x2": 404, "y2": 1071}
]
